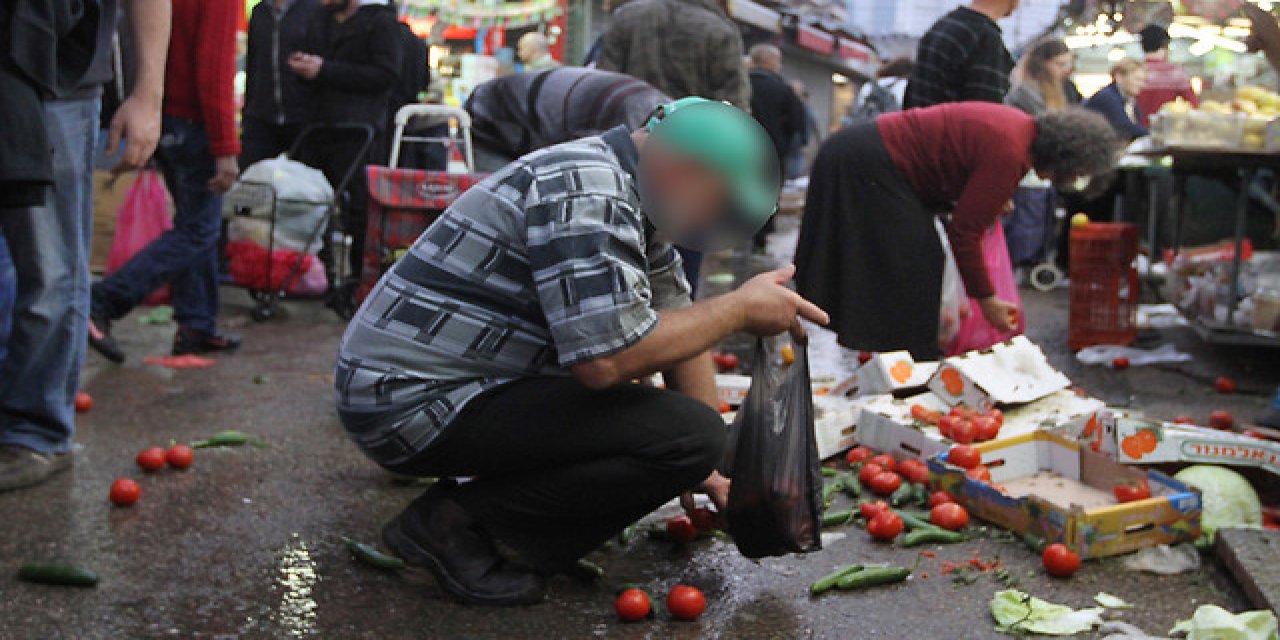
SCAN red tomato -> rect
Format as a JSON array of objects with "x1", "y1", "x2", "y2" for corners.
[
  {"x1": 667, "y1": 585, "x2": 706, "y2": 621},
  {"x1": 860, "y1": 500, "x2": 891, "y2": 520},
  {"x1": 870, "y1": 454, "x2": 897, "y2": 473},
  {"x1": 1209, "y1": 410, "x2": 1235, "y2": 430},
  {"x1": 615, "y1": 588, "x2": 652, "y2": 622},
  {"x1": 1042, "y1": 543, "x2": 1081, "y2": 578},
  {"x1": 950, "y1": 420, "x2": 977, "y2": 444},
  {"x1": 867, "y1": 511, "x2": 904, "y2": 541},
  {"x1": 868, "y1": 471, "x2": 903, "y2": 496},
  {"x1": 689, "y1": 507, "x2": 718, "y2": 533},
  {"x1": 1173, "y1": 415, "x2": 1196, "y2": 425},
  {"x1": 949, "y1": 445, "x2": 982, "y2": 470},
  {"x1": 711, "y1": 352, "x2": 740, "y2": 372},
  {"x1": 717, "y1": 401, "x2": 732, "y2": 414},
  {"x1": 898, "y1": 459, "x2": 930, "y2": 484},
  {"x1": 1214, "y1": 376, "x2": 1237, "y2": 395},
  {"x1": 928, "y1": 491, "x2": 955, "y2": 508},
  {"x1": 165, "y1": 444, "x2": 194, "y2": 470},
  {"x1": 109, "y1": 478, "x2": 141, "y2": 506},
  {"x1": 135, "y1": 447, "x2": 167, "y2": 472},
  {"x1": 845, "y1": 446, "x2": 872, "y2": 465},
  {"x1": 972, "y1": 416, "x2": 1000, "y2": 442},
  {"x1": 857, "y1": 462, "x2": 885, "y2": 486},
  {"x1": 910, "y1": 404, "x2": 941, "y2": 425},
  {"x1": 666, "y1": 515, "x2": 698, "y2": 544},
  {"x1": 857, "y1": 351, "x2": 874, "y2": 364},
  {"x1": 965, "y1": 465, "x2": 992, "y2": 484},
  {"x1": 929, "y1": 503, "x2": 970, "y2": 531},
  {"x1": 1112, "y1": 356, "x2": 1130, "y2": 370},
  {"x1": 1113, "y1": 482, "x2": 1151, "y2": 503},
  {"x1": 74, "y1": 391, "x2": 94, "y2": 413},
  {"x1": 937, "y1": 415, "x2": 960, "y2": 439},
  {"x1": 950, "y1": 406, "x2": 978, "y2": 419},
  {"x1": 987, "y1": 408, "x2": 1004, "y2": 426}
]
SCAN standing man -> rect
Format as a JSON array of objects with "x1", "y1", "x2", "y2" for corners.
[
  {"x1": 90, "y1": 0, "x2": 243, "y2": 363},
  {"x1": 746, "y1": 44, "x2": 803, "y2": 248},
  {"x1": 596, "y1": 0, "x2": 749, "y2": 109},
  {"x1": 1, "y1": 0, "x2": 170, "y2": 491},
  {"x1": 904, "y1": 0, "x2": 1018, "y2": 109},
  {"x1": 241, "y1": 0, "x2": 321, "y2": 168},
  {"x1": 517, "y1": 32, "x2": 560, "y2": 72},
  {"x1": 1135, "y1": 24, "x2": 1197, "y2": 126}
]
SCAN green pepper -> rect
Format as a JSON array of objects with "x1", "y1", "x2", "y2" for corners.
[
  {"x1": 889, "y1": 483, "x2": 915, "y2": 507},
  {"x1": 618, "y1": 522, "x2": 638, "y2": 545},
  {"x1": 341, "y1": 536, "x2": 406, "y2": 571},
  {"x1": 809, "y1": 564, "x2": 864, "y2": 595},
  {"x1": 898, "y1": 512, "x2": 935, "y2": 531},
  {"x1": 17, "y1": 562, "x2": 99, "y2": 587},
  {"x1": 901, "y1": 527, "x2": 967, "y2": 547},
  {"x1": 842, "y1": 475, "x2": 863, "y2": 498},
  {"x1": 192, "y1": 430, "x2": 269, "y2": 449},
  {"x1": 820, "y1": 467, "x2": 841, "y2": 477},
  {"x1": 1022, "y1": 532, "x2": 1047, "y2": 553},
  {"x1": 910, "y1": 482, "x2": 929, "y2": 507},
  {"x1": 836, "y1": 566, "x2": 911, "y2": 590},
  {"x1": 821, "y1": 508, "x2": 856, "y2": 527}
]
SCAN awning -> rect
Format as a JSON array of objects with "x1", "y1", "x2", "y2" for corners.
[
  {"x1": 838, "y1": 37, "x2": 872, "y2": 63},
  {"x1": 729, "y1": 0, "x2": 780, "y2": 33},
  {"x1": 796, "y1": 23, "x2": 835, "y2": 55}
]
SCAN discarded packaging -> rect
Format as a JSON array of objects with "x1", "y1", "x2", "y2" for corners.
[
  {"x1": 928, "y1": 336, "x2": 1071, "y2": 410},
  {"x1": 1065, "y1": 410, "x2": 1280, "y2": 476},
  {"x1": 1076, "y1": 343, "x2": 1193, "y2": 367},
  {"x1": 827, "y1": 350, "x2": 938, "y2": 399},
  {"x1": 1121, "y1": 543, "x2": 1201, "y2": 575}
]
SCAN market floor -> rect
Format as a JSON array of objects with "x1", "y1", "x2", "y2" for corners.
[{"x1": 1, "y1": 262, "x2": 1276, "y2": 639}]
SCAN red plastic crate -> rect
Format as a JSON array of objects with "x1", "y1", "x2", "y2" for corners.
[{"x1": 1068, "y1": 222, "x2": 1139, "y2": 350}]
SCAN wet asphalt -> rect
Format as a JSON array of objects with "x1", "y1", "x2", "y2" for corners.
[{"x1": 2, "y1": 233, "x2": 1278, "y2": 639}]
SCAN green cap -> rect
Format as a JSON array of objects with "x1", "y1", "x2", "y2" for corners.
[{"x1": 645, "y1": 97, "x2": 779, "y2": 236}]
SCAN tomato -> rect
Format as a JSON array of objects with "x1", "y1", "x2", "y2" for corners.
[
  {"x1": 135, "y1": 447, "x2": 167, "y2": 472},
  {"x1": 910, "y1": 404, "x2": 941, "y2": 425},
  {"x1": 860, "y1": 500, "x2": 891, "y2": 520},
  {"x1": 1173, "y1": 415, "x2": 1196, "y2": 425},
  {"x1": 949, "y1": 445, "x2": 982, "y2": 470},
  {"x1": 667, "y1": 585, "x2": 706, "y2": 621},
  {"x1": 870, "y1": 454, "x2": 897, "y2": 473},
  {"x1": 1042, "y1": 543, "x2": 1081, "y2": 578},
  {"x1": 615, "y1": 588, "x2": 652, "y2": 622},
  {"x1": 165, "y1": 444, "x2": 194, "y2": 470},
  {"x1": 929, "y1": 503, "x2": 969, "y2": 531},
  {"x1": 857, "y1": 462, "x2": 884, "y2": 486},
  {"x1": 1209, "y1": 410, "x2": 1234, "y2": 430},
  {"x1": 1112, "y1": 356, "x2": 1130, "y2": 370},
  {"x1": 74, "y1": 391, "x2": 94, "y2": 413},
  {"x1": 666, "y1": 515, "x2": 698, "y2": 544},
  {"x1": 857, "y1": 351, "x2": 874, "y2": 364},
  {"x1": 845, "y1": 446, "x2": 872, "y2": 465},
  {"x1": 950, "y1": 420, "x2": 976, "y2": 444},
  {"x1": 1113, "y1": 482, "x2": 1151, "y2": 503},
  {"x1": 109, "y1": 478, "x2": 141, "y2": 506},
  {"x1": 868, "y1": 471, "x2": 903, "y2": 496},
  {"x1": 867, "y1": 511, "x2": 904, "y2": 541},
  {"x1": 928, "y1": 491, "x2": 955, "y2": 508},
  {"x1": 987, "y1": 408, "x2": 1004, "y2": 426},
  {"x1": 717, "y1": 401, "x2": 732, "y2": 414},
  {"x1": 898, "y1": 459, "x2": 930, "y2": 484},
  {"x1": 965, "y1": 465, "x2": 992, "y2": 483},
  {"x1": 710, "y1": 352, "x2": 740, "y2": 372},
  {"x1": 937, "y1": 415, "x2": 959, "y2": 439},
  {"x1": 972, "y1": 416, "x2": 1000, "y2": 442},
  {"x1": 1214, "y1": 376, "x2": 1237, "y2": 395},
  {"x1": 950, "y1": 406, "x2": 978, "y2": 419},
  {"x1": 689, "y1": 507, "x2": 719, "y2": 533}
]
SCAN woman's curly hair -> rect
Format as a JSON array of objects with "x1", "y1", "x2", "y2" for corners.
[{"x1": 1031, "y1": 108, "x2": 1123, "y2": 179}]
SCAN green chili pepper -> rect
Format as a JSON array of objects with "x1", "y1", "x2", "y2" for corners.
[
  {"x1": 898, "y1": 512, "x2": 936, "y2": 531},
  {"x1": 901, "y1": 528, "x2": 967, "y2": 547},
  {"x1": 341, "y1": 536, "x2": 406, "y2": 571},
  {"x1": 836, "y1": 566, "x2": 911, "y2": 590},
  {"x1": 18, "y1": 562, "x2": 99, "y2": 587},
  {"x1": 820, "y1": 467, "x2": 841, "y2": 477},
  {"x1": 822, "y1": 479, "x2": 843, "y2": 507},
  {"x1": 809, "y1": 564, "x2": 864, "y2": 595},
  {"x1": 843, "y1": 475, "x2": 863, "y2": 498},
  {"x1": 618, "y1": 522, "x2": 638, "y2": 544},
  {"x1": 192, "y1": 430, "x2": 269, "y2": 448},
  {"x1": 889, "y1": 483, "x2": 915, "y2": 507},
  {"x1": 822, "y1": 508, "x2": 856, "y2": 527}
]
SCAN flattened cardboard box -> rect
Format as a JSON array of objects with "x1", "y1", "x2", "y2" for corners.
[
  {"x1": 927, "y1": 336, "x2": 1070, "y2": 410},
  {"x1": 1063, "y1": 409, "x2": 1280, "y2": 477}
]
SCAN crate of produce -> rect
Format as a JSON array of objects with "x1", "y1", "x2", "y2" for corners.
[{"x1": 1069, "y1": 223, "x2": 1139, "y2": 350}]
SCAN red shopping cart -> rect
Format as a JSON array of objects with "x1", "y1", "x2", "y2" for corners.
[{"x1": 359, "y1": 105, "x2": 486, "y2": 301}]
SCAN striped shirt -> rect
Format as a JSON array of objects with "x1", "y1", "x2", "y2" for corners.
[
  {"x1": 904, "y1": 7, "x2": 1014, "y2": 109},
  {"x1": 335, "y1": 127, "x2": 691, "y2": 465}
]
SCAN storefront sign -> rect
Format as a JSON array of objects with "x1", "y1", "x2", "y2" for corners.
[{"x1": 796, "y1": 24, "x2": 834, "y2": 54}]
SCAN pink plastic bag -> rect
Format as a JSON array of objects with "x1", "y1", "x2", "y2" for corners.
[
  {"x1": 106, "y1": 170, "x2": 172, "y2": 305},
  {"x1": 944, "y1": 223, "x2": 1026, "y2": 355}
]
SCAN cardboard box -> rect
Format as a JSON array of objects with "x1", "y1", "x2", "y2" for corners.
[
  {"x1": 1063, "y1": 409, "x2": 1280, "y2": 476},
  {"x1": 927, "y1": 430, "x2": 1202, "y2": 559},
  {"x1": 828, "y1": 351, "x2": 938, "y2": 399},
  {"x1": 814, "y1": 394, "x2": 870, "y2": 461},
  {"x1": 716, "y1": 374, "x2": 752, "y2": 406},
  {"x1": 853, "y1": 389, "x2": 1104, "y2": 462},
  {"x1": 927, "y1": 336, "x2": 1070, "y2": 410}
]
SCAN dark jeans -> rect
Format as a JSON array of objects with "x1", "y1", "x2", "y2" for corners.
[
  {"x1": 387, "y1": 377, "x2": 725, "y2": 571},
  {"x1": 93, "y1": 117, "x2": 222, "y2": 333},
  {"x1": 239, "y1": 116, "x2": 305, "y2": 169}
]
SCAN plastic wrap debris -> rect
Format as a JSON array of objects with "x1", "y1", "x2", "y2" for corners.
[
  {"x1": 1137, "y1": 304, "x2": 1190, "y2": 329},
  {"x1": 991, "y1": 589, "x2": 1104, "y2": 635},
  {"x1": 1076, "y1": 344, "x2": 1192, "y2": 367},
  {"x1": 1100, "y1": 621, "x2": 1164, "y2": 640},
  {"x1": 1095, "y1": 593, "x2": 1134, "y2": 609},
  {"x1": 1121, "y1": 544, "x2": 1201, "y2": 575},
  {"x1": 1170, "y1": 605, "x2": 1278, "y2": 640}
]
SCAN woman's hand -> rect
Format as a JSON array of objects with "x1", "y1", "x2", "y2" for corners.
[{"x1": 979, "y1": 296, "x2": 1019, "y2": 332}]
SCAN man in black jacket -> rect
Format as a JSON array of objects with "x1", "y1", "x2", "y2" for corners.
[
  {"x1": 241, "y1": 0, "x2": 320, "y2": 167},
  {"x1": 746, "y1": 44, "x2": 801, "y2": 248}
]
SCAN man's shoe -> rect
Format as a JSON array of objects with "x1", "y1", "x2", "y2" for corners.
[
  {"x1": 87, "y1": 314, "x2": 125, "y2": 364},
  {"x1": 381, "y1": 489, "x2": 546, "y2": 606},
  {"x1": 172, "y1": 327, "x2": 242, "y2": 356},
  {"x1": 0, "y1": 446, "x2": 73, "y2": 492}
]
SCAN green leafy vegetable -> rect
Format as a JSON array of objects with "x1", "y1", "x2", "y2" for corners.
[
  {"x1": 990, "y1": 589, "x2": 1103, "y2": 636},
  {"x1": 1172, "y1": 465, "x2": 1262, "y2": 544}
]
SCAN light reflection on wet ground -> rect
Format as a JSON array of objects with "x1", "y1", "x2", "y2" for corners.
[{"x1": 274, "y1": 535, "x2": 319, "y2": 637}]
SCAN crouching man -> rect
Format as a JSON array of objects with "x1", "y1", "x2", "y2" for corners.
[{"x1": 335, "y1": 98, "x2": 828, "y2": 605}]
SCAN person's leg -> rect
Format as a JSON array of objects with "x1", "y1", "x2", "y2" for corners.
[
  {"x1": 0, "y1": 98, "x2": 98, "y2": 488},
  {"x1": 0, "y1": 231, "x2": 14, "y2": 365}
]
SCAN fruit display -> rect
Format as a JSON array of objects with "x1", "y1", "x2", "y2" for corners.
[{"x1": 1153, "y1": 86, "x2": 1280, "y2": 151}]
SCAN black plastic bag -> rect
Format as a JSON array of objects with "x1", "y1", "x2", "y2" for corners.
[{"x1": 723, "y1": 336, "x2": 823, "y2": 559}]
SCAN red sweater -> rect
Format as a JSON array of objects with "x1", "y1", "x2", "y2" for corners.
[
  {"x1": 163, "y1": 0, "x2": 242, "y2": 157},
  {"x1": 1136, "y1": 56, "x2": 1198, "y2": 128},
  {"x1": 877, "y1": 102, "x2": 1035, "y2": 299}
]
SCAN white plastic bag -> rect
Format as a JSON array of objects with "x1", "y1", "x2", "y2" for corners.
[
  {"x1": 223, "y1": 155, "x2": 333, "y2": 254},
  {"x1": 936, "y1": 219, "x2": 969, "y2": 351}
]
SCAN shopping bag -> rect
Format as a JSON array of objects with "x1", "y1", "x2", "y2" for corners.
[
  {"x1": 936, "y1": 219, "x2": 970, "y2": 351},
  {"x1": 723, "y1": 335, "x2": 823, "y2": 559},
  {"x1": 945, "y1": 223, "x2": 1026, "y2": 355},
  {"x1": 106, "y1": 170, "x2": 171, "y2": 305}
]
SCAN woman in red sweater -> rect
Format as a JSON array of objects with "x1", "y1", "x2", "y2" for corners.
[{"x1": 794, "y1": 102, "x2": 1119, "y2": 359}]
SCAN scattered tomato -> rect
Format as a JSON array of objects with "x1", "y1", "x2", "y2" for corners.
[
  {"x1": 667, "y1": 585, "x2": 706, "y2": 621},
  {"x1": 109, "y1": 478, "x2": 141, "y2": 506},
  {"x1": 930, "y1": 503, "x2": 970, "y2": 531},
  {"x1": 666, "y1": 516, "x2": 698, "y2": 544},
  {"x1": 949, "y1": 445, "x2": 982, "y2": 470},
  {"x1": 689, "y1": 507, "x2": 718, "y2": 533},
  {"x1": 910, "y1": 404, "x2": 942, "y2": 425},
  {"x1": 717, "y1": 401, "x2": 732, "y2": 414},
  {"x1": 1209, "y1": 410, "x2": 1235, "y2": 430},
  {"x1": 857, "y1": 462, "x2": 885, "y2": 486},
  {"x1": 988, "y1": 408, "x2": 1004, "y2": 426},
  {"x1": 867, "y1": 511, "x2": 904, "y2": 541},
  {"x1": 857, "y1": 351, "x2": 874, "y2": 364},
  {"x1": 928, "y1": 491, "x2": 956, "y2": 508},
  {"x1": 1214, "y1": 376, "x2": 1237, "y2": 395},
  {"x1": 135, "y1": 447, "x2": 167, "y2": 472},
  {"x1": 1112, "y1": 356, "x2": 1130, "y2": 370},
  {"x1": 950, "y1": 420, "x2": 977, "y2": 444},
  {"x1": 898, "y1": 458, "x2": 930, "y2": 484},
  {"x1": 165, "y1": 444, "x2": 194, "y2": 470},
  {"x1": 615, "y1": 588, "x2": 652, "y2": 622},
  {"x1": 74, "y1": 391, "x2": 94, "y2": 413},
  {"x1": 710, "y1": 352, "x2": 740, "y2": 372},
  {"x1": 860, "y1": 500, "x2": 891, "y2": 520},
  {"x1": 965, "y1": 465, "x2": 992, "y2": 484},
  {"x1": 1113, "y1": 481, "x2": 1151, "y2": 503},
  {"x1": 937, "y1": 415, "x2": 960, "y2": 439},
  {"x1": 845, "y1": 446, "x2": 872, "y2": 465},
  {"x1": 870, "y1": 454, "x2": 897, "y2": 473},
  {"x1": 1042, "y1": 543, "x2": 1081, "y2": 578},
  {"x1": 972, "y1": 416, "x2": 1000, "y2": 442},
  {"x1": 867, "y1": 471, "x2": 903, "y2": 496},
  {"x1": 1173, "y1": 415, "x2": 1196, "y2": 425},
  {"x1": 949, "y1": 406, "x2": 978, "y2": 420}
]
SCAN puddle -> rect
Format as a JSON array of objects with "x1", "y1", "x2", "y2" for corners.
[{"x1": 273, "y1": 535, "x2": 319, "y2": 637}]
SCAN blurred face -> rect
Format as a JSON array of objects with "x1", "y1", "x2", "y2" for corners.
[
  {"x1": 1117, "y1": 68, "x2": 1146, "y2": 97},
  {"x1": 1046, "y1": 52, "x2": 1074, "y2": 82},
  {"x1": 637, "y1": 140, "x2": 730, "y2": 246}
]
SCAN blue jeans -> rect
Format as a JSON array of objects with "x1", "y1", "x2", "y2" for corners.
[
  {"x1": 93, "y1": 117, "x2": 221, "y2": 334},
  {"x1": 0, "y1": 99, "x2": 99, "y2": 453},
  {"x1": 0, "y1": 233, "x2": 14, "y2": 364}
]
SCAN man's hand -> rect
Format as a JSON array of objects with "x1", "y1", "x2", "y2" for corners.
[
  {"x1": 681, "y1": 470, "x2": 730, "y2": 516},
  {"x1": 732, "y1": 265, "x2": 829, "y2": 336},
  {"x1": 288, "y1": 52, "x2": 324, "y2": 80},
  {"x1": 208, "y1": 156, "x2": 239, "y2": 193},
  {"x1": 106, "y1": 94, "x2": 163, "y2": 173},
  {"x1": 979, "y1": 295, "x2": 1019, "y2": 332}
]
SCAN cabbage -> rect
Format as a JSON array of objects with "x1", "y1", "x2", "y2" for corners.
[
  {"x1": 991, "y1": 589, "x2": 1104, "y2": 635},
  {"x1": 1173, "y1": 465, "x2": 1262, "y2": 544},
  {"x1": 1170, "y1": 604, "x2": 1278, "y2": 640}
]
